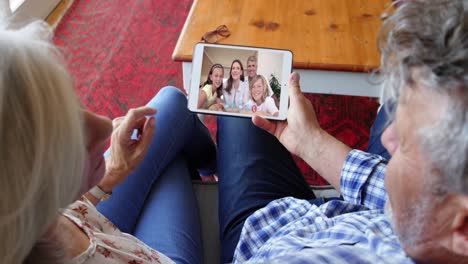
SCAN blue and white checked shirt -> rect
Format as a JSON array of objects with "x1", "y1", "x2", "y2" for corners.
[{"x1": 233, "y1": 150, "x2": 414, "y2": 264}]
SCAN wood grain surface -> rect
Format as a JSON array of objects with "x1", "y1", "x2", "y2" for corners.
[
  {"x1": 172, "y1": 0, "x2": 392, "y2": 72},
  {"x1": 46, "y1": 0, "x2": 74, "y2": 27}
]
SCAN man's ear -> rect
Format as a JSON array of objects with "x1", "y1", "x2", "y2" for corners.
[{"x1": 450, "y1": 195, "x2": 468, "y2": 256}]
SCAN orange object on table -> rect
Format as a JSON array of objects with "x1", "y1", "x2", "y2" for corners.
[{"x1": 173, "y1": 0, "x2": 392, "y2": 72}]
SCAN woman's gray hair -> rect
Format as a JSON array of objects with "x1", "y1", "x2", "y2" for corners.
[
  {"x1": 0, "y1": 19, "x2": 86, "y2": 263},
  {"x1": 379, "y1": 0, "x2": 468, "y2": 195}
]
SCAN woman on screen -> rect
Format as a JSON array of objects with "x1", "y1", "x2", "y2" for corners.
[
  {"x1": 245, "y1": 75, "x2": 279, "y2": 117},
  {"x1": 222, "y1": 59, "x2": 249, "y2": 111},
  {"x1": 198, "y1": 63, "x2": 224, "y2": 111}
]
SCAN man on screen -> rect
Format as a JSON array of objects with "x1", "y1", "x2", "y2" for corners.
[
  {"x1": 217, "y1": 1, "x2": 468, "y2": 263},
  {"x1": 246, "y1": 55, "x2": 258, "y2": 83},
  {"x1": 245, "y1": 55, "x2": 274, "y2": 97}
]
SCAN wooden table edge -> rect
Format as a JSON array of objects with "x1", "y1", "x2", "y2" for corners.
[
  {"x1": 172, "y1": 0, "x2": 382, "y2": 73},
  {"x1": 172, "y1": 0, "x2": 198, "y2": 63},
  {"x1": 173, "y1": 56, "x2": 379, "y2": 73}
]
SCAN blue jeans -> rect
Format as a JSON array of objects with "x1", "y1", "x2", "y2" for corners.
[
  {"x1": 217, "y1": 106, "x2": 391, "y2": 263},
  {"x1": 97, "y1": 87, "x2": 216, "y2": 264},
  {"x1": 366, "y1": 106, "x2": 392, "y2": 160},
  {"x1": 216, "y1": 117, "x2": 317, "y2": 263},
  {"x1": 98, "y1": 86, "x2": 391, "y2": 264}
]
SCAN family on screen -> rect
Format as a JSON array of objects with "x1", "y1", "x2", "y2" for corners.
[{"x1": 197, "y1": 55, "x2": 279, "y2": 117}]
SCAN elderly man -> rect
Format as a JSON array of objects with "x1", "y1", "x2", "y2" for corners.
[{"x1": 216, "y1": 0, "x2": 468, "y2": 263}]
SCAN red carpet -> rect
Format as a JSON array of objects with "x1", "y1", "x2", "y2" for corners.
[
  {"x1": 54, "y1": 0, "x2": 379, "y2": 186},
  {"x1": 53, "y1": 0, "x2": 191, "y2": 117},
  {"x1": 204, "y1": 95, "x2": 379, "y2": 186}
]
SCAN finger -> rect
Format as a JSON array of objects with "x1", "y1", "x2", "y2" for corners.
[
  {"x1": 125, "y1": 107, "x2": 157, "y2": 124},
  {"x1": 122, "y1": 107, "x2": 157, "y2": 138},
  {"x1": 112, "y1": 117, "x2": 124, "y2": 128},
  {"x1": 288, "y1": 72, "x2": 302, "y2": 100},
  {"x1": 121, "y1": 116, "x2": 149, "y2": 141},
  {"x1": 252, "y1": 115, "x2": 276, "y2": 135},
  {"x1": 135, "y1": 116, "x2": 156, "y2": 156},
  {"x1": 132, "y1": 118, "x2": 148, "y2": 140},
  {"x1": 134, "y1": 116, "x2": 149, "y2": 134}
]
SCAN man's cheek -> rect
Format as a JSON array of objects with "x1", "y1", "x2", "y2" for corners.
[{"x1": 385, "y1": 162, "x2": 400, "y2": 210}]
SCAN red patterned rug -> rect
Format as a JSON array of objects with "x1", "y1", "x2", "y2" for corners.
[
  {"x1": 204, "y1": 95, "x2": 379, "y2": 186},
  {"x1": 54, "y1": 0, "x2": 379, "y2": 186},
  {"x1": 53, "y1": 0, "x2": 191, "y2": 117}
]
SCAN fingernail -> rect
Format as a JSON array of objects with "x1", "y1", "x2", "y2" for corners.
[{"x1": 290, "y1": 72, "x2": 299, "y2": 83}]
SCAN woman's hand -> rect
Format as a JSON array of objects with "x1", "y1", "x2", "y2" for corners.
[{"x1": 98, "y1": 107, "x2": 157, "y2": 192}]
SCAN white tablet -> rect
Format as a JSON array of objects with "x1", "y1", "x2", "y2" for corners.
[{"x1": 188, "y1": 43, "x2": 293, "y2": 120}]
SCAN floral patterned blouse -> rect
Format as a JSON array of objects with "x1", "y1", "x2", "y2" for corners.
[{"x1": 61, "y1": 197, "x2": 174, "y2": 264}]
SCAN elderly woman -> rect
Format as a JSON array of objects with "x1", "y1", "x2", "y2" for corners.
[{"x1": 0, "y1": 21, "x2": 216, "y2": 263}]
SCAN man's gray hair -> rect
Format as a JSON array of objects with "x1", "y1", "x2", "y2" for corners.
[
  {"x1": 379, "y1": 0, "x2": 468, "y2": 195},
  {"x1": 247, "y1": 55, "x2": 257, "y2": 64}
]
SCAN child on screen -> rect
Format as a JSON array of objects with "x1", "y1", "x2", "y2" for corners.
[
  {"x1": 246, "y1": 75, "x2": 279, "y2": 117},
  {"x1": 198, "y1": 63, "x2": 224, "y2": 111}
]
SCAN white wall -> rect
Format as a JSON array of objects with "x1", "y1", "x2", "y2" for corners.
[
  {"x1": 0, "y1": 0, "x2": 11, "y2": 19},
  {"x1": 200, "y1": 52, "x2": 214, "y2": 87},
  {"x1": 257, "y1": 51, "x2": 284, "y2": 84}
]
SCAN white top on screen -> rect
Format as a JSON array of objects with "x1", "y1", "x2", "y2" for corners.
[
  {"x1": 222, "y1": 80, "x2": 249, "y2": 109},
  {"x1": 246, "y1": 97, "x2": 279, "y2": 115}
]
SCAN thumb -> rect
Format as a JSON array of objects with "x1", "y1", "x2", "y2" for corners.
[
  {"x1": 252, "y1": 115, "x2": 276, "y2": 135},
  {"x1": 289, "y1": 72, "x2": 301, "y2": 100}
]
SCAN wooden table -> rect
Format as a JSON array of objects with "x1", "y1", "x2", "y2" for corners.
[{"x1": 173, "y1": 0, "x2": 391, "y2": 97}]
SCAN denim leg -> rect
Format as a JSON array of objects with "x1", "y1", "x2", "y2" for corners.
[
  {"x1": 366, "y1": 105, "x2": 393, "y2": 160},
  {"x1": 97, "y1": 86, "x2": 216, "y2": 233},
  {"x1": 217, "y1": 117, "x2": 315, "y2": 263},
  {"x1": 133, "y1": 156, "x2": 202, "y2": 264}
]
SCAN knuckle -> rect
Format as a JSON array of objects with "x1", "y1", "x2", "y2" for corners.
[
  {"x1": 127, "y1": 108, "x2": 137, "y2": 117},
  {"x1": 112, "y1": 118, "x2": 121, "y2": 126}
]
